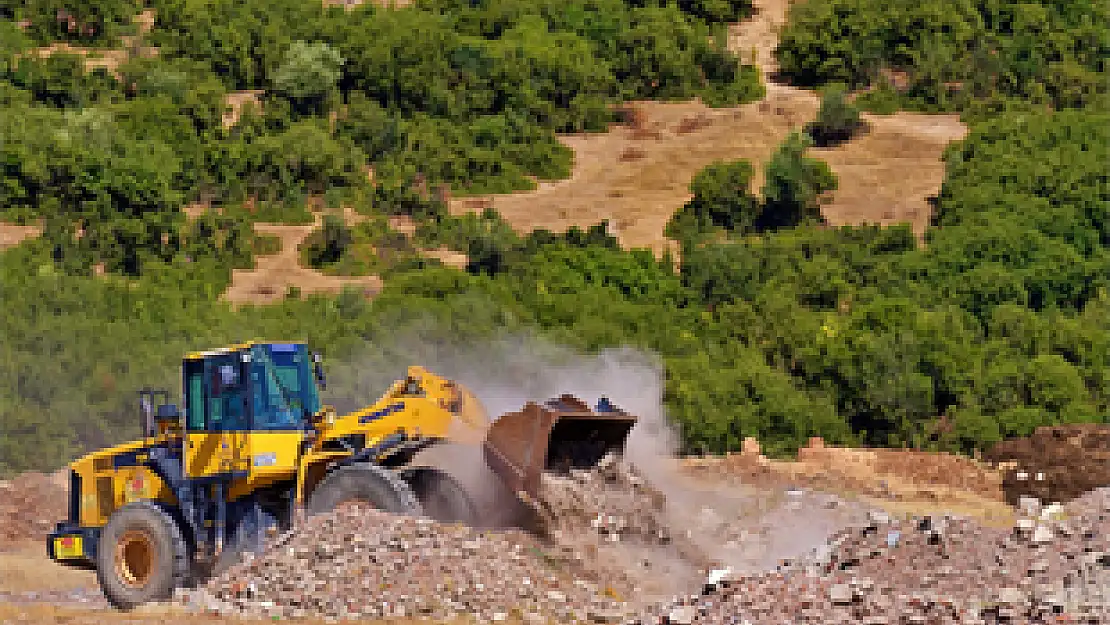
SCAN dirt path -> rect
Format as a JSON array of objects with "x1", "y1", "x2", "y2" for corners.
[
  {"x1": 448, "y1": 0, "x2": 966, "y2": 255},
  {"x1": 222, "y1": 212, "x2": 382, "y2": 306}
]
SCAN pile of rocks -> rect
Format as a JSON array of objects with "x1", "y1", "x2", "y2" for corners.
[
  {"x1": 181, "y1": 456, "x2": 723, "y2": 623},
  {"x1": 182, "y1": 503, "x2": 632, "y2": 624},
  {"x1": 625, "y1": 487, "x2": 1110, "y2": 624},
  {"x1": 536, "y1": 454, "x2": 672, "y2": 546}
]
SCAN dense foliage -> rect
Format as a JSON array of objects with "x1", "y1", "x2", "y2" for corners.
[
  {"x1": 665, "y1": 132, "x2": 837, "y2": 249},
  {"x1": 1, "y1": 0, "x2": 1107, "y2": 474},
  {"x1": 775, "y1": 0, "x2": 1109, "y2": 113}
]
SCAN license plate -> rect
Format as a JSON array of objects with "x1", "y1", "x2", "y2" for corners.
[{"x1": 53, "y1": 536, "x2": 83, "y2": 559}]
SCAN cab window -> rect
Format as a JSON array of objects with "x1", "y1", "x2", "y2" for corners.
[
  {"x1": 205, "y1": 354, "x2": 249, "y2": 431},
  {"x1": 249, "y1": 346, "x2": 300, "y2": 430},
  {"x1": 185, "y1": 361, "x2": 205, "y2": 431}
]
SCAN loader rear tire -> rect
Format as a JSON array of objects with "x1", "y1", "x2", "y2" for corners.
[
  {"x1": 307, "y1": 462, "x2": 423, "y2": 517},
  {"x1": 96, "y1": 502, "x2": 189, "y2": 611}
]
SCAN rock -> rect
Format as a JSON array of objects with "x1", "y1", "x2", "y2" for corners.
[
  {"x1": 1018, "y1": 496, "x2": 1042, "y2": 518},
  {"x1": 1014, "y1": 518, "x2": 1036, "y2": 537},
  {"x1": 1040, "y1": 502, "x2": 1064, "y2": 520},
  {"x1": 995, "y1": 587, "x2": 1025, "y2": 605},
  {"x1": 666, "y1": 605, "x2": 696, "y2": 624},
  {"x1": 829, "y1": 583, "x2": 855, "y2": 605},
  {"x1": 868, "y1": 510, "x2": 891, "y2": 525},
  {"x1": 1031, "y1": 524, "x2": 1054, "y2": 544}
]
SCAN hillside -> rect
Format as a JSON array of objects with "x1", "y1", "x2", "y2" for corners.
[{"x1": 0, "y1": 0, "x2": 1108, "y2": 475}]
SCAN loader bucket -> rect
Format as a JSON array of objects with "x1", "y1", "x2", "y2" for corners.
[{"x1": 482, "y1": 394, "x2": 638, "y2": 499}]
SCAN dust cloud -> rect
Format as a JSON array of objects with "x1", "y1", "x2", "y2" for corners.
[
  {"x1": 326, "y1": 328, "x2": 868, "y2": 582},
  {"x1": 327, "y1": 330, "x2": 686, "y2": 528}
]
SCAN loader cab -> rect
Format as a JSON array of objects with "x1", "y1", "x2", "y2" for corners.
[{"x1": 181, "y1": 342, "x2": 324, "y2": 480}]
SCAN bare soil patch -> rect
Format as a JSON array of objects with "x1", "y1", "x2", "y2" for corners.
[
  {"x1": 681, "y1": 437, "x2": 1014, "y2": 527},
  {"x1": 27, "y1": 10, "x2": 160, "y2": 79},
  {"x1": 447, "y1": 0, "x2": 966, "y2": 255},
  {"x1": 222, "y1": 214, "x2": 383, "y2": 307},
  {"x1": 0, "y1": 471, "x2": 67, "y2": 549},
  {"x1": 0, "y1": 222, "x2": 43, "y2": 249},
  {"x1": 222, "y1": 90, "x2": 264, "y2": 129},
  {"x1": 0, "y1": 546, "x2": 95, "y2": 595}
]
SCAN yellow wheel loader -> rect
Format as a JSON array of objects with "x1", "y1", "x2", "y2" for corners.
[{"x1": 46, "y1": 341, "x2": 637, "y2": 610}]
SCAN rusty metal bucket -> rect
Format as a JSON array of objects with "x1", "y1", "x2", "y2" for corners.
[{"x1": 482, "y1": 394, "x2": 638, "y2": 500}]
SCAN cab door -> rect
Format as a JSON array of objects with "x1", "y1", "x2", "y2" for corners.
[
  {"x1": 183, "y1": 353, "x2": 251, "y2": 479},
  {"x1": 242, "y1": 344, "x2": 303, "y2": 483}
]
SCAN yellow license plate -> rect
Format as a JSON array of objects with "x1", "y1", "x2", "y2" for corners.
[{"x1": 53, "y1": 536, "x2": 84, "y2": 559}]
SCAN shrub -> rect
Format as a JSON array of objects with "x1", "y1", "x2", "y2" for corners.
[
  {"x1": 806, "y1": 83, "x2": 865, "y2": 146},
  {"x1": 759, "y1": 133, "x2": 838, "y2": 230}
]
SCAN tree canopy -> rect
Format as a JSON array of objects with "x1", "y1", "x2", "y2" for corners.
[{"x1": 0, "y1": 0, "x2": 1107, "y2": 474}]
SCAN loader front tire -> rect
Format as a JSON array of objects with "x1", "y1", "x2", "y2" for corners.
[
  {"x1": 401, "y1": 466, "x2": 478, "y2": 525},
  {"x1": 96, "y1": 502, "x2": 189, "y2": 610},
  {"x1": 307, "y1": 462, "x2": 423, "y2": 517}
]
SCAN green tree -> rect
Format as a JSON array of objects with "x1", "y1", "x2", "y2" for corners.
[
  {"x1": 271, "y1": 40, "x2": 344, "y2": 116},
  {"x1": 666, "y1": 160, "x2": 760, "y2": 245},
  {"x1": 806, "y1": 83, "x2": 864, "y2": 147},
  {"x1": 304, "y1": 215, "x2": 353, "y2": 267},
  {"x1": 759, "y1": 132, "x2": 837, "y2": 230}
]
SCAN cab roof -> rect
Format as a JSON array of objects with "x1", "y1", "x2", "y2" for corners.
[{"x1": 184, "y1": 340, "x2": 308, "y2": 361}]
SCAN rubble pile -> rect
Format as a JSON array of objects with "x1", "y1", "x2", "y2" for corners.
[
  {"x1": 183, "y1": 457, "x2": 722, "y2": 623},
  {"x1": 626, "y1": 487, "x2": 1110, "y2": 624},
  {"x1": 533, "y1": 455, "x2": 718, "y2": 600},
  {"x1": 184, "y1": 503, "x2": 633, "y2": 623},
  {"x1": 536, "y1": 454, "x2": 672, "y2": 546},
  {"x1": 0, "y1": 471, "x2": 66, "y2": 549}
]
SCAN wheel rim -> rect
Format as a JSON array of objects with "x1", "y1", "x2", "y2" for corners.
[{"x1": 115, "y1": 530, "x2": 155, "y2": 588}]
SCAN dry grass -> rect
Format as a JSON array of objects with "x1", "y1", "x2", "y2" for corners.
[
  {"x1": 420, "y1": 247, "x2": 469, "y2": 269},
  {"x1": 446, "y1": 0, "x2": 966, "y2": 256},
  {"x1": 222, "y1": 214, "x2": 383, "y2": 307}
]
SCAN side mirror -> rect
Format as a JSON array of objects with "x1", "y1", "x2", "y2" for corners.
[{"x1": 312, "y1": 352, "x2": 327, "y2": 390}]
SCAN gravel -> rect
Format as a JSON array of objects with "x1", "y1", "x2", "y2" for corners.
[
  {"x1": 182, "y1": 458, "x2": 687, "y2": 623},
  {"x1": 182, "y1": 504, "x2": 631, "y2": 623},
  {"x1": 162, "y1": 459, "x2": 1110, "y2": 623},
  {"x1": 625, "y1": 487, "x2": 1110, "y2": 624}
]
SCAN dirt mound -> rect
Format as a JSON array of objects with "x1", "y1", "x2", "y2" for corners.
[
  {"x1": 985, "y1": 424, "x2": 1110, "y2": 507},
  {"x1": 629, "y1": 487, "x2": 1110, "y2": 624},
  {"x1": 682, "y1": 437, "x2": 1009, "y2": 524},
  {"x1": 0, "y1": 472, "x2": 67, "y2": 550},
  {"x1": 185, "y1": 504, "x2": 632, "y2": 623},
  {"x1": 183, "y1": 458, "x2": 708, "y2": 622}
]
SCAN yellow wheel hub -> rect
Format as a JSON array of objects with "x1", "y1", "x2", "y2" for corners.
[{"x1": 115, "y1": 530, "x2": 155, "y2": 588}]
